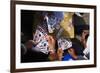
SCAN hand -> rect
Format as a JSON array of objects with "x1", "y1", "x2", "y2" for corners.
[
  {"x1": 45, "y1": 35, "x2": 57, "y2": 61},
  {"x1": 25, "y1": 40, "x2": 34, "y2": 49},
  {"x1": 45, "y1": 35, "x2": 55, "y2": 52},
  {"x1": 57, "y1": 48, "x2": 63, "y2": 61}
]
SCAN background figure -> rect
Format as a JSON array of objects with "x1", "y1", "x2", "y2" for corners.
[{"x1": 69, "y1": 24, "x2": 89, "y2": 60}]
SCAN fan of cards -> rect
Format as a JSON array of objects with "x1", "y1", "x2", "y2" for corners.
[
  {"x1": 58, "y1": 38, "x2": 72, "y2": 50},
  {"x1": 32, "y1": 26, "x2": 49, "y2": 54}
]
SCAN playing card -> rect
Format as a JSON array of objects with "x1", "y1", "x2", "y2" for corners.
[
  {"x1": 32, "y1": 40, "x2": 49, "y2": 54},
  {"x1": 58, "y1": 38, "x2": 72, "y2": 50}
]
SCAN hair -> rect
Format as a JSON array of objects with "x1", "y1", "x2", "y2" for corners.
[{"x1": 74, "y1": 24, "x2": 89, "y2": 36}]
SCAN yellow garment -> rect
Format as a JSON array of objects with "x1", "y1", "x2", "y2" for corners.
[{"x1": 60, "y1": 12, "x2": 74, "y2": 38}]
